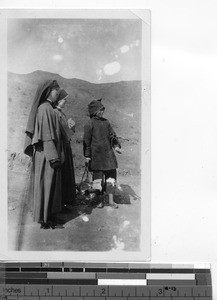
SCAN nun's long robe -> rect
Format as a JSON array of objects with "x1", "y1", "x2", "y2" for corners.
[
  {"x1": 54, "y1": 109, "x2": 76, "y2": 205},
  {"x1": 31, "y1": 101, "x2": 63, "y2": 223}
]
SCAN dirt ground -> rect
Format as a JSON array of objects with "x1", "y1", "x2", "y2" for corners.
[{"x1": 8, "y1": 166, "x2": 141, "y2": 252}]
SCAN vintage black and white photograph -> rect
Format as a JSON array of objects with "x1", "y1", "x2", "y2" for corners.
[{"x1": 1, "y1": 9, "x2": 150, "y2": 260}]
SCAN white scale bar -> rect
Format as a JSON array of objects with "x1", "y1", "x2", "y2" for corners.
[
  {"x1": 98, "y1": 279, "x2": 147, "y2": 286},
  {"x1": 146, "y1": 274, "x2": 195, "y2": 280}
]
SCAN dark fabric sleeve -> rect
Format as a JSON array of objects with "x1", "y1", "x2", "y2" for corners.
[
  {"x1": 83, "y1": 121, "x2": 92, "y2": 157},
  {"x1": 24, "y1": 132, "x2": 34, "y2": 157},
  {"x1": 108, "y1": 121, "x2": 121, "y2": 149},
  {"x1": 44, "y1": 140, "x2": 59, "y2": 161}
]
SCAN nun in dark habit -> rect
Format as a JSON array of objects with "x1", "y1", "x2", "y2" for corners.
[
  {"x1": 54, "y1": 88, "x2": 77, "y2": 209},
  {"x1": 24, "y1": 80, "x2": 64, "y2": 229}
]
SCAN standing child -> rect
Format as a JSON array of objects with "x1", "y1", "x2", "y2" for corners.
[{"x1": 83, "y1": 99, "x2": 121, "y2": 208}]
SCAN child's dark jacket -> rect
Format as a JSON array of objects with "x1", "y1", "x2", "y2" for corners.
[{"x1": 83, "y1": 116, "x2": 121, "y2": 171}]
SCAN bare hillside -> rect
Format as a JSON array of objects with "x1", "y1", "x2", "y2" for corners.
[{"x1": 8, "y1": 71, "x2": 142, "y2": 176}]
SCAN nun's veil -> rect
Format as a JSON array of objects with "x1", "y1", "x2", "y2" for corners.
[{"x1": 24, "y1": 80, "x2": 60, "y2": 156}]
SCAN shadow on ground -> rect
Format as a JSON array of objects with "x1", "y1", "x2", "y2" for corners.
[
  {"x1": 115, "y1": 184, "x2": 141, "y2": 205},
  {"x1": 52, "y1": 183, "x2": 141, "y2": 225}
]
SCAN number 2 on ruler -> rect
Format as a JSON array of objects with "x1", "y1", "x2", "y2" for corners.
[{"x1": 100, "y1": 288, "x2": 106, "y2": 296}]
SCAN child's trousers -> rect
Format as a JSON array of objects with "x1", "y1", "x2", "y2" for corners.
[{"x1": 92, "y1": 169, "x2": 117, "y2": 194}]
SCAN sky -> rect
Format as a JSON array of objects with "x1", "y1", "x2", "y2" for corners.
[{"x1": 7, "y1": 18, "x2": 142, "y2": 83}]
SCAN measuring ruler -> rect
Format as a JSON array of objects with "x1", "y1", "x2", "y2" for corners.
[{"x1": 0, "y1": 262, "x2": 212, "y2": 299}]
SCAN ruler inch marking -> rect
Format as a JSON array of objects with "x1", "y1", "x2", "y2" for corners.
[
  {"x1": 109, "y1": 286, "x2": 125, "y2": 297},
  {"x1": 122, "y1": 286, "x2": 136, "y2": 297},
  {"x1": 193, "y1": 285, "x2": 212, "y2": 297}
]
